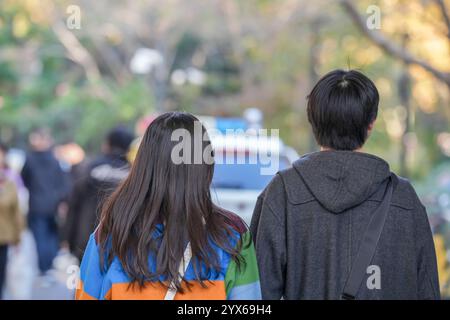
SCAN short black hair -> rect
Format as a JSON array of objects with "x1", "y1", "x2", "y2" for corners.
[
  {"x1": 106, "y1": 127, "x2": 134, "y2": 154},
  {"x1": 307, "y1": 69, "x2": 379, "y2": 150}
]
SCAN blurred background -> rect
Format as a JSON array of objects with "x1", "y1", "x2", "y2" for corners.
[{"x1": 0, "y1": 0, "x2": 449, "y2": 299}]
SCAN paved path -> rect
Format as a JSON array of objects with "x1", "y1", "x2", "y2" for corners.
[{"x1": 31, "y1": 276, "x2": 74, "y2": 300}]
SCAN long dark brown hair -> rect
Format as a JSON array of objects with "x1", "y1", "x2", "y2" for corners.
[{"x1": 98, "y1": 112, "x2": 242, "y2": 291}]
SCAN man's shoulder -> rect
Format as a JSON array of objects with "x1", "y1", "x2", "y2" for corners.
[
  {"x1": 261, "y1": 166, "x2": 312, "y2": 205},
  {"x1": 258, "y1": 171, "x2": 286, "y2": 200},
  {"x1": 390, "y1": 173, "x2": 421, "y2": 210}
]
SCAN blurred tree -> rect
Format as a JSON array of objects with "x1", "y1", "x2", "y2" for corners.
[
  {"x1": 340, "y1": 0, "x2": 450, "y2": 178},
  {"x1": 341, "y1": 0, "x2": 450, "y2": 88},
  {"x1": 0, "y1": 0, "x2": 448, "y2": 178}
]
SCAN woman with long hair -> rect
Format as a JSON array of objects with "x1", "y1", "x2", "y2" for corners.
[{"x1": 76, "y1": 112, "x2": 261, "y2": 300}]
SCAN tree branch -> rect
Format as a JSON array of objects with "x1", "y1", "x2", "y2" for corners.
[
  {"x1": 51, "y1": 19, "x2": 114, "y2": 101},
  {"x1": 340, "y1": 0, "x2": 450, "y2": 87},
  {"x1": 52, "y1": 20, "x2": 101, "y2": 83},
  {"x1": 435, "y1": 0, "x2": 450, "y2": 39}
]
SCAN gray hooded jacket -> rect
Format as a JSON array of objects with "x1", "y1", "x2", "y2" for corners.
[{"x1": 250, "y1": 150, "x2": 440, "y2": 300}]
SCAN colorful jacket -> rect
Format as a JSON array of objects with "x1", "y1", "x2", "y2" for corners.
[{"x1": 76, "y1": 215, "x2": 261, "y2": 300}]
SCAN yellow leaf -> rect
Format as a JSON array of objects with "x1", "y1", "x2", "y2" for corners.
[{"x1": 13, "y1": 14, "x2": 30, "y2": 38}]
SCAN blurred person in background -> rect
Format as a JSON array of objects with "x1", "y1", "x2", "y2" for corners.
[
  {"x1": 62, "y1": 127, "x2": 134, "y2": 261},
  {"x1": 53, "y1": 143, "x2": 86, "y2": 243},
  {"x1": 0, "y1": 144, "x2": 24, "y2": 299},
  {"x1": 21, "y1": 128, "x2": 68, "y2": 276},
  {"x1": 0, "y1": 146, "x2": 27, "y2": 205}
]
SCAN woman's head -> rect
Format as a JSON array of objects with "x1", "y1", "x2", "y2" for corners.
[{"x1": 98, "y1": 112, "x2": 240, "y2": 290}]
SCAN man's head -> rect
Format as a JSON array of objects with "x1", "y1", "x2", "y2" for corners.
[
  {"x1": 103, "y1": 126, "x2": 134, "y2": 156},
  {"x1": 307, "y1": 69, "x2": 379, "y2": 151}
]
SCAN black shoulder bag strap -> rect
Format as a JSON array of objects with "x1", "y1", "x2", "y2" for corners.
[{"x1": 341, "y1": 175, "x2": 395, "y2": 300}]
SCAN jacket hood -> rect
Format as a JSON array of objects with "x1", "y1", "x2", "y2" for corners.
[{"x1": 292, "y1": 150, "x2": 391, "y2": 213}]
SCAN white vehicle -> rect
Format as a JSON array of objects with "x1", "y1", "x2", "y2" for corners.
[{"x1": 199, "y1": 116, "x2": 299, "y2": 224}]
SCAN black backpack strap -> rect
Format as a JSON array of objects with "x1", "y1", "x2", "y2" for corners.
[{"x1": 341, "y1": 175, "x2": 395, "y2": 300}]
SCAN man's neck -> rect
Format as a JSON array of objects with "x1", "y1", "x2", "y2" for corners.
[{"x1": 320, "y1": 147, "x2": 363, "y2": 152}]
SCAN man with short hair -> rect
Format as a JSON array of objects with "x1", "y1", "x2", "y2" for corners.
[
  {"x1": 21, "y1": 128, "x2": 68, "y2": 274},
  {"x1": 250, "y1": 69, "x2": 440, "y2": 300}
]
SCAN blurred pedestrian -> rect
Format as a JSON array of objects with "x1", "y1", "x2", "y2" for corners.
[
  {"x1": 21, "y1": 128, "x2": 68, "y2": 275},
  {"x1": 63, "y1": 127, "x2": 134, "y2": 261},
  {"x1": 76, "y1": 112, "x2": 261, "y2": 300},
  {"x1": 0, "y1": 144, "x2": 23, "y2": 299},
  {"x1": 251, "y1": 69, "x2": 440, "y2": 300}
]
